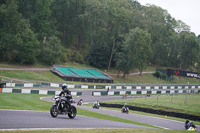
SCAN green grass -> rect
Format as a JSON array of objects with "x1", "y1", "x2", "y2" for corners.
[
  {"x1": 1, "y1": 93, "x2": 199, "y2": 133},
  {"x1": 0, "y1": 70, "x2": 110, "y2": 85},
  {"x1": 83, "y1": 102, "x2": 200, "y2": 125},
  {"x1": 0, "y1": 93, "x2": 157, "y2": 129},
  {"x1": 112, "y1": 73, "x2": 200, "y2": 84},
  {"x1": 92, "y1": 104, "x2": 200, "y2": 125},
  {"x1": 0, "y1": 70, "x2": 65, "y2": 83},
  {"x1": 0, "y1": 62, "x2": 50, "y2": 68},
  {"x1": 1, "y1": 69, "x2": 199, "y2": 84},
  {"x1": 103, "y1": 94, "x2": 200, "y2": 116},
  {"x1": 0, "y1": 93, "x2": 52, "y2": 111},
  {"x1": 1, "y1": 62, "x2": 200, "y2": 84},
  {"x1": 0, "y1": 129, "x2": 191, "y2": 133},
  {"x1": 77, "y1": 107, "x2": 156, "y2": 128}
]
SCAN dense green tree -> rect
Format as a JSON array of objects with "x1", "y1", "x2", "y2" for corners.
[
  {"x1": 51, "y1": 0, "x2": 86, "y2": 48},
  {"x1": 141, "y1": 5, "x2": 176, "y2": 66},
  {"x1": 83, "y1": 0, "x2": 134, "y2": 70},
  {"x1": 41, "y1": 36, "x2": 64, "y2": 65},
  {"x1": 49, "y1": 0, "x2": 70, "y2": 45},
  {"x1": 106, "y1": 0, "x2": 133, "y2": 71},
  {"x1": 196, "y1": 53, "x2": 200, "y2": 73},
  {"x1": 124, "y1": 27, "x2": 152, "y2": 76},
  {"x1": 165, "y1": 33, "x2": 180, "y2": 67},
  {"x1": 0, "y1": 0, "x2": 20, "y2": 61},
  {"x1": 197, "y1": 35, "x2": 200, "y2": 72},
  {"x1": 18, "y1": 0, "x2": 51, "y2": 42},
  {"x1": 174, "y1": 20, "x2": 190, "y2": 33},
  {"x1": 115, "y1": 51, "x2": 133, "y2": 78},
  {"x1": 86, "y1": 37, "x2": 109, "y2": 68},
  {"x1": 178, "y1": 31, "x2": 200, "y2": 70},
  {"x1": 16, "y1": 24, "x2": 40, "y2": 64},
  {"x1": 0, "y1": 0, "x2": 39, "y2": 63},
  {"x1": 0, "y1": 0, "x2": 199, "y2": 72},
  {"x1": 84, "y1": 0, "x2": 108, "y2": 45}
]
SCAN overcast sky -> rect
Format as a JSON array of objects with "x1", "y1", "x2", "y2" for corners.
[{"x1": 137, "y1": 0, "x2": 200, "y2": 36}]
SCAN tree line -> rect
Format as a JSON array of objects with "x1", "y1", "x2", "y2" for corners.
[{"x1": 0, "y1": 0, "x2": 199, "y2": 77}]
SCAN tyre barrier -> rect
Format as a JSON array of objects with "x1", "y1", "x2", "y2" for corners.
[{"x1": 100, "y1": 103, "x2": 200, "y2": 122}]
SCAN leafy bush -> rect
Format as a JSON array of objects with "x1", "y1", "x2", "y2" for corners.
[
  {"x1": 67, "y1": 49, "x2": 84, "y2": 63},
  {"x1": 153, "y1": 71, "x2": 160, "y2": 78},
  {"x1": 153, "y1": 71, "x2": 167, "y2": 80}
]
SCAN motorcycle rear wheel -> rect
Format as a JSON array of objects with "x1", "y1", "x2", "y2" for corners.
[
  {"x1": 68, "y1": 105, "x2": 77, "y2": 119},
  {"x1": 50, "y1": 105, "x2": 58, "y2": 117}
]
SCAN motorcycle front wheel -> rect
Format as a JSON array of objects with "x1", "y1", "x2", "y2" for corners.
[
  {"x1": 68, "y1": 105, "x2": 77, "y2": 119},
  {"x1": 50, "y1": 105, "x2": 58, "y2": 118}
]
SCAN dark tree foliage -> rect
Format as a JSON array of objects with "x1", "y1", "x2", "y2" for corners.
[
  {"x1": 0, "y1": 0, "x2": 39, "y2": 64},
  {"x1": 41, "y1": 36, "x2": 64, "y2": 65},
  {"x1": 86, "y1": 39, "x2": 109, "y2": 68},
  {"x1": 0, "y1": 0, "x2": 199, "y2": 73}
]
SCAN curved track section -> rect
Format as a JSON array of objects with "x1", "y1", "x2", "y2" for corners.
[
  {"x1": 0, "y1": 109, "x2": 151, "y2": 130},
  {"x1": 1, "y1": 89, "x2": 199, "y2": 131},
  {"x1": 43, "y1": 94, "x2": 200, "y2": 131}
]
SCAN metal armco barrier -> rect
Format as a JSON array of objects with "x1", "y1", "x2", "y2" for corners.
[{"x1": 100, "y1": 103, "x2": 200, "y2": 122}]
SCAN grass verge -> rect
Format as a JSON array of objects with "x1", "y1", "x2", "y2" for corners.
[
  {"x1": 103, "y1": 93, "x2": 200, "y2": 116},
  {"x1": 0, "y1": 70, "x2": 65, "y2": 83},
  {"x1": 0, "y1": 68, "x2": 200, "y2": 84},
  {"x1": 95, "y1": 106, "x2": 200, "y2": 126},
  {"x1": 77, "y1": 108, "x2": 156, "y2": 128}
]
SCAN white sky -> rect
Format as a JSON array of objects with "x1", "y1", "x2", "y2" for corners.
[{"x1": 137, "y1": 0, "x2": 200, "y2": 36}]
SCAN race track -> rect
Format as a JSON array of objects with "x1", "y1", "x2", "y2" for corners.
[
  {"x1": 42, "y1": 90, "x2": 200, "y2": 131},
  {"x1": 0, "y1": 109, "x2": 151, "y2": 130},
  {"x1": 0, "y1": 89, "x2": 199, "y2": 131}
]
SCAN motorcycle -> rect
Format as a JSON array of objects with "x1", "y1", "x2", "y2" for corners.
[
  {"x1": 121, "y1": 106, "x2": 129, "y2": 114},
  {"x1": 93, "y1": 103, "x2": 100, "y2": 109},
  {"x1": 187, "y1": 127, "x2": 197, "y2": 131},
  {"x1": 50, "y1": 95, "x2": 77, "y2": 119},
  {"x1": 185, "y1": 122, "x2": 197, "y2": 131},
  {"x1": 77, "y1": 99, "x2": 83, "y2": 106}
]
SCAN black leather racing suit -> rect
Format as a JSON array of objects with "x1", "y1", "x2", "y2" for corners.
[{"x1": 58, "y1": 89, "x2": 72, "y2": 111}]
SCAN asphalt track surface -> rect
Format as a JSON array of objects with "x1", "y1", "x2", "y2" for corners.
[
  {"x1": 0, "y1": 90, "x2": 153, "y2": 130},
  {"x1": 42, "y1": 90, "x2": 200, "y2": 131},
  {"x1": 0, "y1": 109, "x2": 150, "y2": 130},
  {"x1": 1, "y1": 89, "x2": 200, "y2": 131}
]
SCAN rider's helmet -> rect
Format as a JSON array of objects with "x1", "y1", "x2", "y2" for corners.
[{"x1": 62, "y1": 83, "x2": 67, "y2": 90}]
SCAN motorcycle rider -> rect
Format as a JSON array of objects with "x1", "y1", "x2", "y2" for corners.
[
  {"x1": 58, "y1": 84, "x2": 72, "y2": 111},
  {"x1": 77, "y1": 99, "x2": 83, "y2": 106},
  {"x1": 122, "y1": 103, "x2": 128, "y2": 112},
  {"x1": 189, "y1": 121, "x2": 197, "y2": 130},
  {"x1": 185, "y1": 119, "x2": 190, "y2": 130},
  {"x1": 93, "y1": 100, "x2": 100, "y2": 108}
]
